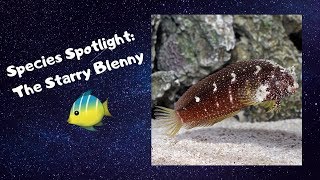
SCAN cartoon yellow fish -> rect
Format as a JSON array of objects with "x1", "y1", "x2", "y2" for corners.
[{"x1": 67, "y1": 90, "x2": 112, "y2": 131}]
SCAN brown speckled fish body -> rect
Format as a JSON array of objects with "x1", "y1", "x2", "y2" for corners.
[{"x1": 155, "y1": 59, "x2": 299, "y2": 136}]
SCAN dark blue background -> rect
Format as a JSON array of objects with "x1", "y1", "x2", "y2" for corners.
[{"x1": 0, "y1": 0, "x2": 319, "y2": 179}]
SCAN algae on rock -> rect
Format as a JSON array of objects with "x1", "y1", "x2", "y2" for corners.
[{"x1": 155, "y1": 15, "x2": 235, "y2": 87}]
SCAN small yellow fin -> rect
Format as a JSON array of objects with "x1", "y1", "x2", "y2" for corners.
[
  {"x1": 102, "y1": 99, "x2": 112, "y2": 117},
  {"x1": 259, "y1": 100, "x2": 276, "y2": 112},
  {"x1": 259, "y1": 100, "x2": 282, "y2": 113},
  {"x1": 240, "y1": 99, "x2": 259, "y2": 106},
  {"x1": 273, "y1": 107, "x2": 280, "y2": 113},
  {"x1": 154, "y1": 106, "x2": 182, "y2": 137}
]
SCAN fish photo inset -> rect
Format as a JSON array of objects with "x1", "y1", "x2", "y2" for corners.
[{"x1": 151, "y1": 15, "x2": 302, "y2": 165}]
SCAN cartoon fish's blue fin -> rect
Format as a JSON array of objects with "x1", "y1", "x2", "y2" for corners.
[
  {"x1": 95, "y1": 122, "x2": 103, "y2": 126},
  {"x1": 102, "y1": 99, "x2": 112, "y2": 117},
  {"x1": 82, "y1": 126, "x2": 96, "y2": 131},
  {"x1": 82, "y1": 90, "x2": 92, "y2": 96},
  {"x1": 77, "y1": 90, "x2": 92, "y2": 99}
]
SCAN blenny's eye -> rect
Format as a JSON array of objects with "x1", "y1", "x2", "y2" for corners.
[{"x1": 74, "y1": 111, "x2": 79, "y2": 116}]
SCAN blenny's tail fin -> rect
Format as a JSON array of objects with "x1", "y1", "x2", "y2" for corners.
[
  {"x1": 102, "y1": 99, "x2": 112, "y2": 117},
  {"x1": 154, "y1": 106, "x2": 182, "y2": 137}
]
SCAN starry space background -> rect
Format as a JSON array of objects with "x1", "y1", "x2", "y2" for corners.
[{"x1": 0, "y1": 0, "x2": 319, "y2": 179}]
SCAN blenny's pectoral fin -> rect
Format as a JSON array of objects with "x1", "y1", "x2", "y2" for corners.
[
  {"x1": 260, "y1": 100, "x2": 281, "y2": 113},
  {"x1": 240, "y1": 99, "x2": 259, "y2": 106},
  {"x1": 274, "y1": 100, "x2": 281, "y2": 113},
  {"x1": 102, "y1": 99, "x2": 112, "y2": 117},
  {"x1": 259, "y1": 100, "x2": 276, "y2": 112},
  {"x1": 82, "y1": 126, "x2": 97, "y2": 131}
]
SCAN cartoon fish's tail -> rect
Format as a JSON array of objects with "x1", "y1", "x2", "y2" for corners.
[
  {"x1": 102, "y1": 99, "x2": 112, "y2": 117},
  {"x1": 154, "y1": 106, "x2": 182, "y2": 137}
]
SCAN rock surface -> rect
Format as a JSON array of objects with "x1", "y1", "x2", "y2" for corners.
[
  {"x1": 151, "y1": 71, "x2": 180, "y2": 108},
  {"x1": 152, "y1": 15, "x2": 235, "y2": 98},
  {"x1": 152, "y1": 118, "x2": 302, "y2": 165}
]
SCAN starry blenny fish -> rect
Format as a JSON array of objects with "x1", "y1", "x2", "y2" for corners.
[
  {"x1": 68, "y1": 90, "x2": 112, "y2": 131},
  {"x1": 155, "y1": 60, "x2": 299, "y2": 136}
]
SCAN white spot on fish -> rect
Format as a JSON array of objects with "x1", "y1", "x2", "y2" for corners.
[
  {"x1": 216, "y1": 102, "x2": 219, "y2": 108},
  {"x1": 229, "y1": 94, "x2": 233, "y2": 104},
  {"x1": 228, "y1": 86, "x2": 233, "y2": 104},
  {"x1": 231, "y1": 73, "x2": 236, "y2": 83},
  {"x1": 213, "y1": 83, "x2": 217, "y2": 93},
  {"x1": 254, "y1": 65, "x2": 261, "y2": 75},
  {"x1": 255, "y1": 83, "x2": 270, "y2": 102},
  {"x1": 195, "y1": 96, "x2": 200, "y2": 103},
  {"x1": 204, "y1": 108, "x2": 207, "y2": 112}
]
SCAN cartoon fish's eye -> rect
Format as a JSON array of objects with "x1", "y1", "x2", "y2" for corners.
[{"x1": 74, "y1": 111, "x2": 79, "y2": 116}]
